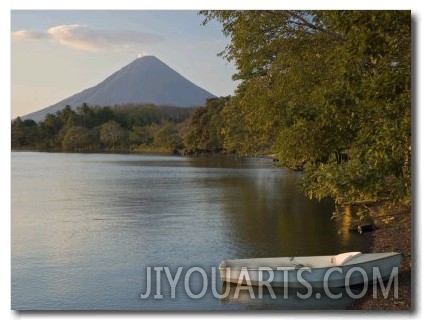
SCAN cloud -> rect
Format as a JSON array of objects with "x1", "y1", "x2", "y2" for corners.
[
  {"x1": 12, "y1": 25, "x2": 164, "y2": 51},
  {"x1": 137, "y1": 51, "x2": 151, "y2": 58},
  {"x1": 12, "y1": 30, "x2": 48, "y2": 41}
]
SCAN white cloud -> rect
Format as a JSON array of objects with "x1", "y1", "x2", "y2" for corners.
[
  {"x1": 11, "y1": 30, "x2": 48, "y2": 41},
  {"x1": 12, "y1": 25, "x2": 164, "y2": 51},
  {"x1": 137, "y1": 50, "x2": 151, "y2": 58}
]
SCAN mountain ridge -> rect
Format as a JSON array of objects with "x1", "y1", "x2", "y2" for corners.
[{"x1": 22, "y1": 56, "x2": 216, "y2": 122}]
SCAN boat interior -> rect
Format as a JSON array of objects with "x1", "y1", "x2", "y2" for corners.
[{"x1": 220, "y1": 252, "x2": 363, "y2": 269}]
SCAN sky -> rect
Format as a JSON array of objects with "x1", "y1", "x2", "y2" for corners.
[{"x1": 10, "y1": 10, "x2": 239, "y2": 119}]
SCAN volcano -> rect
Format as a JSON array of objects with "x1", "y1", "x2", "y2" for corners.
[{"x1": 23, "y1": 56, "x2": 216, "y2": 122}]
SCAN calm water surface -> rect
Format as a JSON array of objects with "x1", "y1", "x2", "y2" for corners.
[{"x1": 11, "y1": 152, "x2": 369, "y2": 310}]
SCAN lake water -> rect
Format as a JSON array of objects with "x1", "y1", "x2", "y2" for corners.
[{"x1": 11, "y1": 152, "x2": 370, "y2": 310}]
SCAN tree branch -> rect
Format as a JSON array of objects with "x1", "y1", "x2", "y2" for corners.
[{"x1": 286, "y1": 10, "x2": 347, "y2": 43}]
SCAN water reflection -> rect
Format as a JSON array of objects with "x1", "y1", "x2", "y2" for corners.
[
  {"x1": 219, "y1": 283, "x2": 365, "y2": 310},
  {"x1": 189, "y1": 158, "x2": 366, "y2": 258}
]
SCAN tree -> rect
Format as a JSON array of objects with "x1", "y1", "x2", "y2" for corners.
[
  {"x1": 77, "y1": 102, "x2": 93, "y2": 128},
  {"x1": 202, "y1": 10, "x2": 411, "y2": 204},
  {"x1": 11, "y1": 117, "x2": 38, "y2": 148},
  {"x1": 12, "y1": 103, "x2": 193, "y2": 153},
  {"x1": 300, "y1": 11, "x2": 411, "y2": 203},
  {"x1": 185, "y1": 97, "x2": 230, "y2": 153},
  {"x1": 100, "y1": 121, "x2": 128, "y2": 150},
  {"x1": 154, "y1": 123, "x2": 183, "y2": 151},
  {"x1": 92, "y1": 106, "x2": 115, "y2": 127},
  {"x1": 62, "y1": 126, "x2": 93, "y2": 151},
  {"x1": 57, "y1": 105, "x2": 78, "y2": 127},
  {"x1": 129, "y1": 125, "x2": 153, "y2": 146}
]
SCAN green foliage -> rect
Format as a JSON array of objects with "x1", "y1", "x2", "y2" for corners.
[
  {"x1": 11, "y1": 103, "x2": 195, "y2": 153},
  {"x1": 129, "y1": 125, "x2": 153, "y2": 145},
  {"x1": 11, "y1": 117, "x2": 38, "y2": 148},
  {"x1": 100, "y1": 121, "x2": 128, "y2": 150},
  {"x1": 185, "y1": 97, "x2": 230, "y2": 153},
  {"x1": 154, "y1": 123, "x2": 183, "y2": 151},
  {"x1": 202, "y1": 10, "x2": 411, "y2": 204},
  {"x1": 62, "y1": 126, "x2": 95, "y2": 151}
]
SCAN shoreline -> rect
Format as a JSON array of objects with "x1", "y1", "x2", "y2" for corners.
[{"x1": 348, "y1": 203, "x2": 411, "y2": 310}]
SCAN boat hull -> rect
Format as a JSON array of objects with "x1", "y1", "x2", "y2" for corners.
[{"x1": 219, "y1": 252, "x2": 401, "y2": 288}]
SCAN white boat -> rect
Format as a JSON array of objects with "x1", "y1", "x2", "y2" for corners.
[{"x1": 219, "y1": 252, "x2": 401, "y2": 288}]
